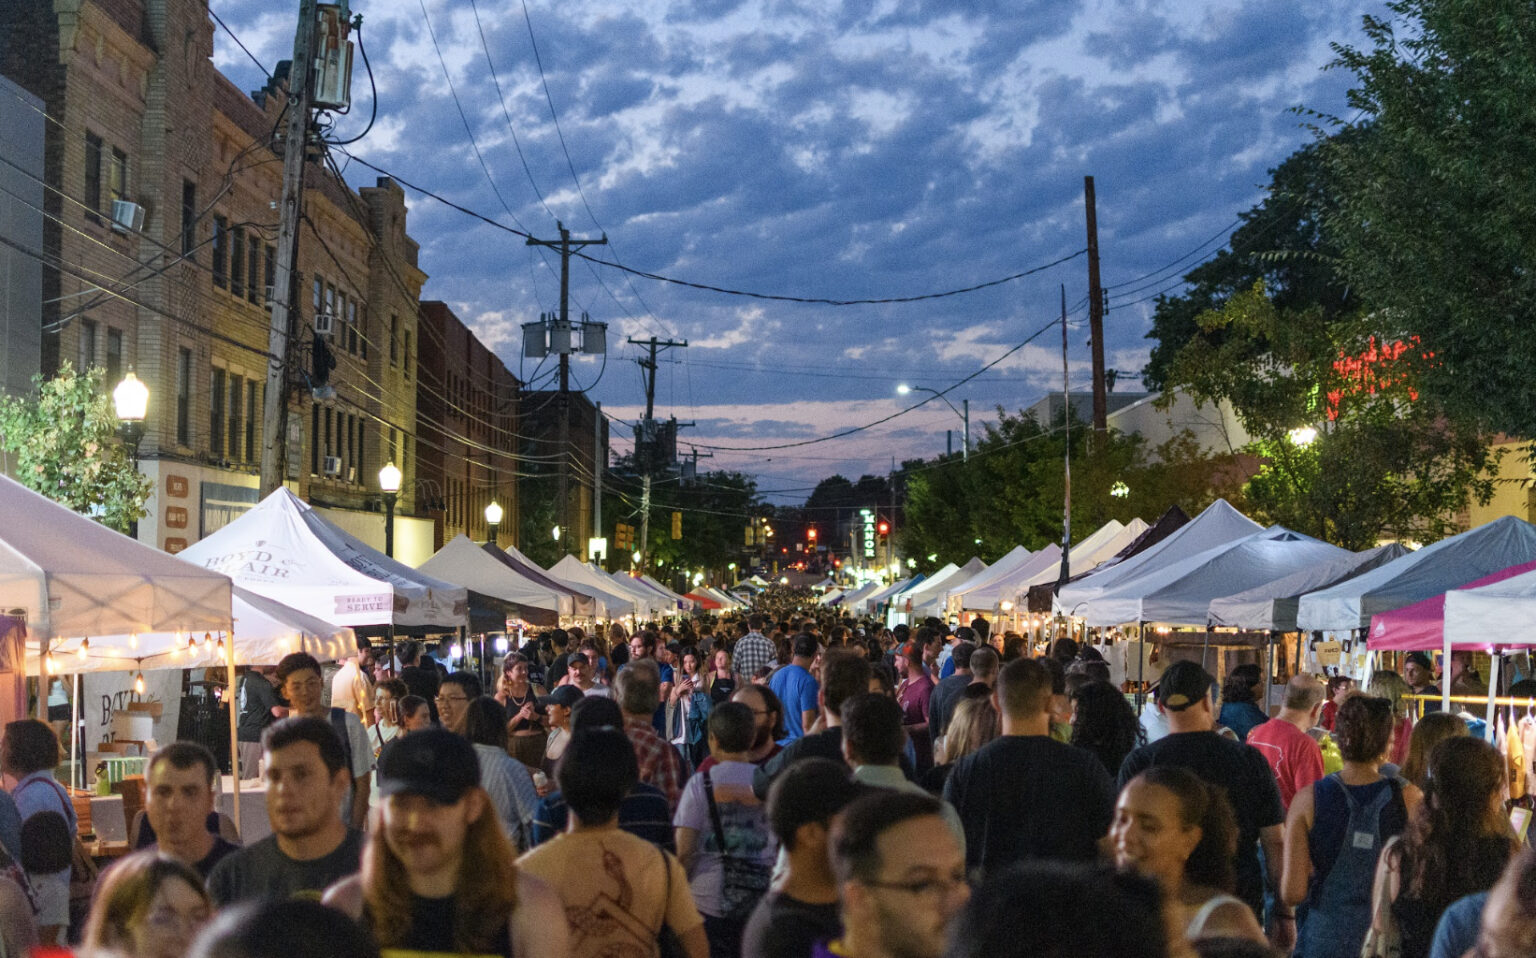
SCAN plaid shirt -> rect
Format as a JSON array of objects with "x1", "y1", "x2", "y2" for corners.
[
  {"x1": 732, "y1": 631, "x2": 775, "y2": 678},
  {"x1": 625, "y1": 715, "x2": 685, "y2": 811}
]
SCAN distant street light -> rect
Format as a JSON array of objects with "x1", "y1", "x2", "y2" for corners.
[
  {"x1": 113, "y1": 370, "x2": 149, "y2": 538},
  {"x1": 898, "y1": 383, "x2": 969, "y2": 460},
  {"x1": 1289, "y1": 426, "x2": 1318, "y2": 447},
  {"x1": 1110, "y1": 481, "x2": 1130, "y2": 498},
  {"x1": 484, "y1": 500, "x2": 503, "y2": 546},
  {"x1": 379, "y1": 462, "x2": 402, "y2": 558}
]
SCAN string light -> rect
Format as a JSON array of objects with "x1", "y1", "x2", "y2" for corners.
[
  {"x1": 203, "y1": 632, "x2": 213, "y2": 647},
  {"x1": 216, "y1": 635, "x2": 226, "y2": 655},
  {"x1": 134, "y1": 671, "x2": 145, "y2": 694},
  {"x1": 128, "y1": 633, "x2": 138, "y2": 650},
  {"x1": 77, "y1": 638, "x2": 89, "y2": 659}
]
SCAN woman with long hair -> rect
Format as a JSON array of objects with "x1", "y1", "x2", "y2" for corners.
[
  {"x1": 84, "y1": 851, "x2": 211, "y2": 958},
  {"x1": 705, "y1": 648, "x2": 736, "y2": 705},
  {"x1": 921, "y1": 692, "x2": 999, "y2": 795},
  {"x1": 496, "y1": 653, "x2": 548, "y2": 771},
  {"x1": 1072, "y1": 679, "x2": 1147, "y2": 777},
  {"x1": 1368, "y1": 735, "x2": 1516, "y2": 958},
  {"x1": 464, "y1": 697, "x2": 539, "y2": 849},
  {"x1": 1367, "y1": 669, "x2": 1414, "y2": 768},
  {"x1": 1399, "y1": 711, "x2": 1468, "y2": 790},
  {"x1": 1282, "y1": 695, "x2": 1419, "y2": 958},
  {"x1": 669, "y1": 647, "x2": 713, "y2": 768},
  {"x1": 1112, "y1": 766, "x2": 1266, "y2": 947}
]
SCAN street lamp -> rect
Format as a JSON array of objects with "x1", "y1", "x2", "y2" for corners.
[
  {"x1": 1288, "y1": 426, "x2": 1318, "y2": 447},
  {"x1": 484, "y1": 500, "x2": 503, "y2": 546},
  {"x1": 378, "y1": 462, "x2": 402, "y2": 558},
  {"x1": 113, "y1": 370, "x2": 149, "y2": 465},
  {"x1": 897, "y1": 384, "x2": 969, "y2": 460},
  {"x1": 552, "y1": 525, "x2": 562, "y2": 541}
]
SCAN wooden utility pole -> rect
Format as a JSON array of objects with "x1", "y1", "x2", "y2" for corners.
[
  {"x1": 259, "y1": 0, "x2": 319, "y2": 496},
  {"x1": 526, "y1": 223, "x2": 605, "y2": 553},
  {"x1": 628, "y1": 335, "x2": 687, "y2": 563},
  {"x1": 1057, "y1": 284, "x2": 1072, "y2": 591},
  {"x1": 1084, "y1": 175, "x2": 1107, "y2": 437}
]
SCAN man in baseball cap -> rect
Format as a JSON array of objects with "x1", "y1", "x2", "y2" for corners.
[{"x1": 322, "y1": 727, "x2": 567, "y2": 956}]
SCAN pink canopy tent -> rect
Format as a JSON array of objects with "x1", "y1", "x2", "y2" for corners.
[{"x1": 1367, "y1": 558, "x2": 1536, "y2": 651}]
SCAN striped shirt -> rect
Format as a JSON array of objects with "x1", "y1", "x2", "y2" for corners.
[{"x1": 474, "y1": 743, "x2": 540, "y2": 848}]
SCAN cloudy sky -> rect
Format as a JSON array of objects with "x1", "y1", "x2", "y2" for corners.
[{"x1": 211, "y1": 0, "x2": 1383, "y2": 501}]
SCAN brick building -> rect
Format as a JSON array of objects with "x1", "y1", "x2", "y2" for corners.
[
  {"x1": 417, "y1": 300, "x2": 521, "y2": 550},
  {"x1": 0, "y1": 0, "x2": 435, "y2": 558}
]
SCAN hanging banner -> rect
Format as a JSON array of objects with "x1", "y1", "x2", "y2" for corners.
[{"x1": 82, "y1": 670, "x2": 182, "y2": 748}]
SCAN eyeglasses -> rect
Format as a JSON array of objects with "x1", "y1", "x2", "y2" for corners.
[
  {"x1": 863, "y1": 873, "x2": 970, "y2": 903},
  {"x1": 435, "y1": 694, "x2": 468, "y2": 705}
]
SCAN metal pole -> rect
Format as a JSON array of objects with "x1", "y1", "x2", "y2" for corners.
[
  {"x1": 593, "y1": 401, "x2": 603, "y2": 559},
  {"x1": 962, "y1": 400, "x2": 970, "y2": 461},
  {"x1": 225, "y1": 631, "x2": 242, "y2": 836},
  {"x1": 384, "y1": 492, "x2": 396, "y2": 558}
]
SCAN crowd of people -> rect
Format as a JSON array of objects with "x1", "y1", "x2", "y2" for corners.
[{"x1": 1, "y1": 607, "x2": 1534, "y2": 958}]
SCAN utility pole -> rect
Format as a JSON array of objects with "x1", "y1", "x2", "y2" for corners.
[
  {"x1": 1084, "y1": 175, "x2": 1107, "y2": 438},
  {"x1": 1057, "y1": 284, "x2": 1072, "y2": 591},
  {"x1": 628, "y1": 335, "x2": 687, "y2": 565},
  {"x1": 592, "y1": 400, "x2": 602, "y2": 564},
  {"x1": 259, "y1": 0, "x2": 319, "y2": 496},
  {"x1": 526, "y1": 223, "x2": 606, "y2": 554}
]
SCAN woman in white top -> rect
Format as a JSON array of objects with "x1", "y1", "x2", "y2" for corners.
[{"x1": 1111, "y1": 766, "x2": 1267, "y2": 948}]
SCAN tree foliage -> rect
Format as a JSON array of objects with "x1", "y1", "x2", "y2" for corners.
[
  {"x1": 0, "y1": 363, "x2": 152, "y2": 533},
  {"x1": 599, "y1": 457, "x2": 763, "y2": 584},
  {"x1": 1322, "y1": 0, "x2": 1536, "y2": 434}
]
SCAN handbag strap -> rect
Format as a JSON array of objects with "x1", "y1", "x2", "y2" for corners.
[
  {"x1": 655, "y1": 845, "x2": 673, "y2": 938},
  {"x1": 702, "y1": 768, "x2": 728, "y2": 854}
]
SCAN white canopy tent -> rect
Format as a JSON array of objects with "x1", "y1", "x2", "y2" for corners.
[
  {"x1": 29, "y1": 587, "x2": 354, "y2": 673},
  {"x1": 418, "y1": 536, "x2": 571, "y2": 626},
  {"x1": 547, "y1": 556, "x2": 639, "y2": 617},
  {"x1": 945, "y1": 545, "x2": 1034, "y2": 611},
  {"x1": 1011, "y1": 520, "x2": 1149, "y2": 601},
  {"x1": 892, "y1": 564, "x2": 953, "y2": 603},
  {"x1": 860, "y1": 576, "x2": 917, "y2": 614},
  {"x1": 818, "y1": 589, "x2": 845, "y2": 606},
  {"x1": 960, "y1": 544, "x2": 1063, "y2": 610},
  {"x1": 1078, "y1": 527, "x2": 1351, "y2": 627},
  {"x1": 1056, "y1": 499, "x2": 1263, "y2": 614},
  {"x1": 1296, "y1": 516, "x2": 1536, "y2": 632},
  {"x1": 833, "y1": 581, "x2": 881, "y2": 608},
  {"x1": 605, "y1": 570, "x2": 674, "y2": 615},
  {"x1": 0, "y1": 474, "x2": 232, "y2": 649},
  {"x1": 903, "y1": 557, "x2": 986, "y2": 618},
  {"x1": 1445, "y1": 568, "x2": 1536, "y2": 647},
  {"x1": 180, "y1": 489, "x2": 467, "y2": 628},
  {"x1": 1208, "y1": 544, "x2": 1410, "y2": 631},
  {"x1": 639, "y1": 574, "x2": 691, "y2": 609},
  {"x1": 483, "y1": 545, "x2": 597, "y2": 618}
]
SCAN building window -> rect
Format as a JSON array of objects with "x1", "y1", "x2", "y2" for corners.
[
  {"x1": 79, "y1": 319, "x2": 98, "y2": 371},
  {"x1": 230, "y1": 228, "x2": 246, "y2": 298},
  {"x1": 176, "y1": 348, "x2": 192, "y2": 446},
  {"x1": 264, "y1": 245, "x2": 276, "y2": 304},
  {"x1": 181, "y1": 180, "x2": 196, "y2": 258},
  {"x1": 246, "y1": 241, "x2": 260, "y2": 304},
  {"x1": 312, "y1": 275, "x2": 323, "y2": 314},
  {"x1": 311, "y1": 404, "x2": 320, "y2": 474},
  {"x1": 107, "y1": 148, "x2": 127, "y2": 208},
  {"x1": 403, "y1": 332, "x2": 412, "y2": 379},
  {"x1": 105, "y1": 328, "x2": 122, "y2": 386},
  {"x1": 212, "y1": 216, "x2": 228, "y2": 287},
  {"x1": 246, "y1": 380, "x2": 258, "y2": 462},
  {"x1": 358, "y1": 304, "x2": 367, "y2": 360},
  {"x1": 227, "y1": 374, "x2": 242, "y2": 462},
  {"x1": 84, "y1": 134, "x2": 103, "y2": 220},
  {"x1": 210, "y1": 368, "x2": 226, "y2": 457},
  {"x1": 389, "y1": 313, "x2": 398, "y2": 366}
]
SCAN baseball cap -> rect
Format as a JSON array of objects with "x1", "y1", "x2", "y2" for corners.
[
  {"x1": 895, "y1": 641, "x2": 920, "y2": 659},
  {"x1": 539, "y1": 685, "x2": 585, "y2": 710},
  {"x1": 1404, "y1": 651, "x2": 1434, "y2": 671},
  {"x1": 1157, "y1": 660, "x2": 1215, "y2": 712},
  {"x1": 377, "y1": 728, "x2": 480, "y2": 804}
]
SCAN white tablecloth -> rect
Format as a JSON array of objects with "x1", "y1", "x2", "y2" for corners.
[{"x1": 88, "y1": 778, "x2": 271, "y2": 846}]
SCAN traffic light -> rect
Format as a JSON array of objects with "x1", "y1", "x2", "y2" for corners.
[
  {"x1": 877, "y1": 520, "x2": 890, "y2": 541},
  {"x1": 671, "y1": 511, "x2": 682, "y2": 540},
  {"x1": 807, "y1": 527, "x2": 818, "y2": 542}
]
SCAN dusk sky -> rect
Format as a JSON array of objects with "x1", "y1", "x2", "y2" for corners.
[{"x1": 210, "y1": 0, "x2": 1385, "y2": 502}]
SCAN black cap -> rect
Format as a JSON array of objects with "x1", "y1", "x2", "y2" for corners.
[
  {"x1": 539, "y1": 685, "x2": 585, "y2": 710},
  {"x1": 377, "y1": 728, "x2": 480, "y2": 804},
  {"x1": 1158, "y1": 660, "x2": 1215, "y2": 712},
  {"x1": 1404, "y1": 651, "x2": 1434, "y2": 671}
]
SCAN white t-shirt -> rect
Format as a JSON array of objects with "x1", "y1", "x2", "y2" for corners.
[{"x1": 672, "y1": 760, "x2": 777, "y2": 918}]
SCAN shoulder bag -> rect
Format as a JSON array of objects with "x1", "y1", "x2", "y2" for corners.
[{"x1": 1360, "y1": 835, "x2": 1403, "y2": 958}]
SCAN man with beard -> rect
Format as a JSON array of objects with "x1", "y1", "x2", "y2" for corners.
[
  {"x1": 825, "y1": 791, "x2": 968, "y2": 958},
  {"x1": 731, "y1": 684, "x2": 786, "y2": 767},
  {"x1": 322, "y1": 728, "x2": 567, "y2": 956}
]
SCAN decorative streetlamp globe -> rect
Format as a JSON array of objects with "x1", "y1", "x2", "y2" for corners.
[
  {"x1": 113, "y1": 371, "x2": 149, "y2": 424},
  {"x1": 378, "y1": 462, "x2": 402, "y2": 494},
  {"x1": 484, "y1": 501, "x2": 504, "y2": 526}
]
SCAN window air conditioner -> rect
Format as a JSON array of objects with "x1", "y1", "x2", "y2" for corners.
[
  {"x1": 111, "y1": 200, "x2": 145, "y2": 234},
  {"x1": 314, "y1": 312, "x2": 335, "y2": 336},
  {"x1": 322, "y1": 455, "x2": 342, "y2": 476}
]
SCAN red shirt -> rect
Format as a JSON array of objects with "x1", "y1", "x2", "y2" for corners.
[{"x1": 1246, "y1": 717, "x2": 1324, "y2": 811}]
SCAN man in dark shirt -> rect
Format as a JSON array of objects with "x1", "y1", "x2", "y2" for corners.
[
  {"x1": 742, "y1": 759, "x2": 865, "y2": 958},
  {"x1": 927, "y1": 642, "x2": 976, "y2": 741},
  {"x1": 753, "y1": 652, "x2": 872, "y2": 799},
  {"x1": 396, "y1": 640, "x2": 442, "y2": 722},
  {"x1": 236, "y1": 666, "x2": 279, "y2": 777},
  {"x1": 1117, "y1": 660, "x2": 1286, "y2": 940},
  {"x1": 943, "y1": 657, "x2": 1115, "y2": 878},
  {"x1": 141, "y1": 742, "x2": 238, "y2": 878},
  {"x1": 208, "y1": 717, "x2": 363, "y2": 904}
]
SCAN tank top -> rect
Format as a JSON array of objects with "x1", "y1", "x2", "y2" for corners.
[
  {"x1": 1185, "y1": 893, "x2": 1248, "y2": 940},
  {"x1": 504, "y1": 687, "x2": 541, "y2": 733},
  {"x1": 1301, "y1": 774, "x2": 1405, "y2": 958}
]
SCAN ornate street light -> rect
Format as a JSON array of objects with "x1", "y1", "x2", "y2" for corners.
[
  {"x1": 113, "y1": 370, "x2": 149, "y2": 465},
  {"x1": 484, "y1": 500, "x2": 503, "y2": 546},
  {"x1": 378, "y1": 462, "x2": 402, "y2": 558}
]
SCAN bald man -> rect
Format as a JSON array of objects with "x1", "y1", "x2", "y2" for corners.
[{"x1": 1245, "y1": 675, "x2": 1326, "y2": 811}]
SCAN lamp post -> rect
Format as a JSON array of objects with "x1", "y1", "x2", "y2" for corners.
[
  {"x1": 484, "y1": 500, "x2": 503, "y2": 547},
  {"x1": 897, "y1": 384, "x2": 969, "y2": 460},
  {"x1": 378, "y1": 462, "x2": 402, "y2": 558},
  {"x1": 113, "y1": 370, "x2": 149, "y2": 538}
]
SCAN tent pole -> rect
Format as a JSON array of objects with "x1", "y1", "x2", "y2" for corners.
[
  {"x1": 1442, "y1": 630, "x2": 1452, "y2": 713},
  {"x1": 1135, "y1": 621, "x2": 1146, "y2": 714},
  {"x1": 1484, "y1": 653, "x2": 1501, "y2": 744},
  {"x1": 36, "y1": 634, "x2": 47, "y2": 720},
  {"x1": 71, "y1": 672, "x2": 80, "y2": 790},
  {"x1": 225, "y1": 631, "x2": 242, "y2": 838},
  {"x1": 1264, "y1": 631, "x2": 1275, "y2": 715}
]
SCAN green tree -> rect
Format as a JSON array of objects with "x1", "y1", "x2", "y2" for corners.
[
  {"x1": 0, "y1": 362, "x2": 152, "y2": 533},
  {"x1": 1164, "y1": 283, "x2": 1498, "y2": 548},
  {"x1": 1322, "y1": 0, "x2": 1536, "y2": 434}
]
